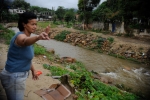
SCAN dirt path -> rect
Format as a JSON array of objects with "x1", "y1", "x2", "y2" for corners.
[{"x1": 0, "y1": 43, "x2": 60, "y2": 100}]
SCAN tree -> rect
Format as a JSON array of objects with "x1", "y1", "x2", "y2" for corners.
[
  {"x1": 64, "y1": 8, "x2": 76, "y2": 25},
  {"x1": 93, "y1": 0, "x2": 125, "y2": 32},
  {"x1": 55, "y1": 6, "x2": 66, "y2": 21},
  {"x1": 92, "y1": 1, "x2": 111, "y2": 22},
  {"x1": 78, "y1": 0, "x2": 100, "y2": 29},
  {"x1": 12, "y1": 0, "x2": 30, "y2": 10},
  {"x1": 29, "y1": 6, "x2": 41, "y2": 12},
  {"x1": 139, "y1": 0, "x2": 150, "y2": 27},
  {"x1": 0, "y1": 0, "x2": 13, "y2": 22}
]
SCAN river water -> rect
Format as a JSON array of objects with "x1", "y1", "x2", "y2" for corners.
[{"x1": 11, "y1": 27, "x2": 150, "y2": 99}]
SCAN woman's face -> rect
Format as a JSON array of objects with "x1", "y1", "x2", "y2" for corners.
[{"x1": 24, "y1": 19, "x2": 37, "y2": 33}]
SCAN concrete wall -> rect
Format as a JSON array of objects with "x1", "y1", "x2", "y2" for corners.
[{"x1": 91, "y1": 22, "x2": 150, "y2": 36}]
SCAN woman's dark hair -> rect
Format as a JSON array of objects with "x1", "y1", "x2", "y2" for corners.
[{"x1": 18, "y1": 11, "x2": 37, "y2": 31}]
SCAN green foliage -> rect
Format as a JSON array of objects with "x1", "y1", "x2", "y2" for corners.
[
  {"x1": 55, "y1": 6, "x2": 66, "y2": 20},
  {"x1": 96, "y1": 37, "x2": 106, "y2": 48},
  {"x1": 78, "y1": 0, "x2": 100, "y2": 26},
  {"x1": 33, "y1": 44, "x2": 46, "y2": 55},
  {"x1": 29, "y1": 6, "x2": 52, "y2": 12},
  {"x1": 93, "y1": 0, "x2": 150, "y2": 31},
  {"x1": 43, "y1": 64, "x2": 69, "y2": 76},
  {"x1": 2, "y1": 12, "x2": 19, "y2": 22},
  {"x1": 107, "y1": 37, "x2": 114, "y2": 43},
  {"x1": 42, "y1": 61, "x2": 139, "y2": 100},
  {"x1": 0, "y1": 24, "x2": 15, "y2": 44},
  {"x1": 54, "y1": 30, "x2": 71, "y2": 41},
  {"x1": 12, "y1": 0, "x2": 30, "y2": 10},
  {"x1": 64, "y1": 8, "x2": 76, "y2": 24},
  {"x1": 92, "y1": 2, "x2": 111, "y2": 22}
]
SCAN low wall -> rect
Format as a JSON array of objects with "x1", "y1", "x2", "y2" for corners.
[{"x1": 91, "y1": 22, "x2": 150, "y2": 36}]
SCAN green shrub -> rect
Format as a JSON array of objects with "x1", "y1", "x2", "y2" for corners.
[
  {"x1": 107, "y1": 37, "x2": 114, "y2": 43},
  {"x1": 0, "y1": 24, "x2": 15, "y2": 44},
  {"x1": 96, "y1": 37, "x2": 106, "y2": 48},
  {"x1": 33, "y1": 44, "x2": 46, "y2": 55},
  {"x1": 54, "y1": 30, "x2": 71, "y2": 41}
]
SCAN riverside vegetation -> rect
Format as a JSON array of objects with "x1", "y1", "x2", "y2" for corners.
[{"x1": 0, "y1": 23, "x2": 144, "y2": 100}]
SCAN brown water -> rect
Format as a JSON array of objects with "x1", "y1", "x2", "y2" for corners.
[{"x1": 11, "y1": 27, "x2": 150, "y2": 99}]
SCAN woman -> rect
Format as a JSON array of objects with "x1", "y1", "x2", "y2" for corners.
[{"x1": 0, "y1": 11, "x2": 50, "y2": 100}]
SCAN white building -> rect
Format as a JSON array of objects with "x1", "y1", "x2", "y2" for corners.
[{"x1": 8, "y1": 9, "x2": 26, "y2": 14}]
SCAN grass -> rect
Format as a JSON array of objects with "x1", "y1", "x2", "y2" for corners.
[
  {"x1": 37, "y1": 21, "x2": 50, "y2": 28},
  {"x1": 37, "y1": 21, "x2": 57, "y2": 28}
]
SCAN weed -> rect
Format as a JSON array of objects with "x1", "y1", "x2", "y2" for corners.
[
  {"x1": 107, "y1": 37, "x2": 114, "y2": 43},
  {"x1": 54, "y1": 30, "x2": 71, "y2": 41},
  {"x1": 33, "y1": 44, "x2": 46, "y2": 55},
  {"x1": 0, "y1": 24, "x2": 15, "y2": 44}
]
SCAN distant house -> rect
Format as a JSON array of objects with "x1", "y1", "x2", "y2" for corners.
[
  {"x1": 8, "y1": 8, "x2": 26, "y2": 14},
  {"x1": 37, "y1": 11, "x2": 52, "y2": 21}
]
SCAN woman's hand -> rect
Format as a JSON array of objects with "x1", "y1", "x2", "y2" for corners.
[
  {"x1": 31, "y1": 70, "x2": 39, "y2": 80},
  {"x1": 44, "y1": 25, "x2": 50, "y2": 34},
  {"x1": 37, "y1": 32, "x2": 50, "y2": 40},
  {"x1": 37, "y1": 25, "x2": 50, "y2": 40}
]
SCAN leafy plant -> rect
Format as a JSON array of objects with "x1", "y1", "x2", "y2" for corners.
[
  {"x1": 33, "y1": 43, "x2": 46, "y2": 55},
  {"x1": 54, "y1": 30, "x2": 71, "y2": 41},
  {"x1": 96, "y1": 37, "x2": 106, "y2": 48},
  {"x1": 107, "y1": 37, "x2": 114, "y2": 43},
  {"x1": 42, "y1": 61, "x2": 139, "y2": 100},
  {"x1": 0, "y1": 24, "x2": 15, "y2": 44},
  {"x1": 43, "y1": 64, "x2": 69, "y2": 76}
]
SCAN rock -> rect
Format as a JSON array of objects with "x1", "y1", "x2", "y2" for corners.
[
  {"x1": 100, "y1": 76, "x2": 113, "y2": 84},
  {"x1": 47, "y1": 49, "x2": 55, "y2": 54},
  {"x1": 123, "y1": 66, "x2": 131, "y2": 71},
  {"x1": 60, "y1": 57, "x2": 76, "y2": 63}
]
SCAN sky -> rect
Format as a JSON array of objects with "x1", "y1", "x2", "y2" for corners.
[{"x1": 24, "y1": 0, "x2": 106, "y2": 10}]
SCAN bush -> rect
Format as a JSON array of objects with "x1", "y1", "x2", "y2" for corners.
[
  {"x1": 107, "y1": 37, "x2": 114, "y2": 43},
  {"x1": 0, "y1": 24, "x2": 15, "y2": 44},
  {"x1": 33, "y1": 44, "x2": 46, "y2": 55},
  {"x1": 54, "y1": 30, "x2": 71, "y2": 41}
]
